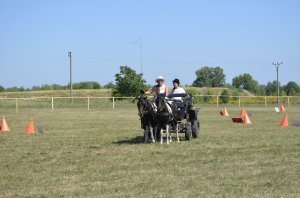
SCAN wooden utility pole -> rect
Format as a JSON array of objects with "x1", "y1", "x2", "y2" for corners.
[
  {"x1": 68, "y1": 52, "x2": 73, "y2": 103},
  {"x1": 272, "y1": 62, "x2": 283, "y2": 107}
]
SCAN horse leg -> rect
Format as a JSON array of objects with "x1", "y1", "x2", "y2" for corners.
[
  {"x1": 144, "y1": 126, "x2": 149, "y2": 143},
  {"x1": 169, "y1": 124, "x2": 172, "y2": 143},
  {"x1": 160, "y1": 128, "x2": 163, "y2": 144},
  {"x1": 176, "y1": 124, "x2": 180, "y2": 143},
  {"x1": 166, "y1": 125, "x2": 170, "y2": 145},
  {"x1": 153, "y1": 126, "x2": 157, "y2": 141},
  {"x1": 150, "y1": 127, "x2": 155, "y2": 143}
]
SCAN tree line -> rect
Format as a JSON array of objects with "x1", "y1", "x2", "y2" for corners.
[
  {"x1": 1, "y1": 66, "x2": 299, "y2": 97},
  {"x1": 191, "y1": 66, "x2": 300, "y2": 96},
  {"x1": 0, "y1": 81, "x2": 116, "y2": 92},
  {"x1": 112, "y1": 66, "x2": 300, "y2": 97}
]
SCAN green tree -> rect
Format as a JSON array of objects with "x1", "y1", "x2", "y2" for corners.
[
  {"x1": 73, "y1": 81, "x2": 101, "y2": 89},
  {"x1": 232, "y1": 73, "x2": 259, "y2": 94},
  {"x1": 265, "y1": 81, "x2": 285, "y2": 96},
  {"x1": 31, "y1": 86, "x2": 41, "y2": 91},
  {"x1": 113, "y1": 66, "x2": 146, "y2": 97},
  {"x1": 104, "y1": 82, "x2": 116, "y2": 89},
  {"x1": 282, "y1": 81, "x2": 300, "y2": 96},
  {"x1": 18, "y1": 87, "x2": 25, "y2": 91},
  {"x1": 220, "y1": 89, "x2": 230, "y2": 104},
  {"x1": 257, "y1": 84, "x2": 267, "y2": 96},
  {"x1": 192, "y1": 66, "x2": 226, "y2": 87},
  {"x1": 0, "y1": 85, "x2": 4, "y2": 92},
  {"x1": 41, "y1": 84, "x2": 52, "y2": 90},
  {"x1": 52, "y1": 84, "x2": 65, "y2": 90}
]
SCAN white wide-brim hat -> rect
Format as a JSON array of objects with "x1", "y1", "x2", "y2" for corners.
[{"x1": 155, "y1": 76, "x2": 165, "y2": 83}]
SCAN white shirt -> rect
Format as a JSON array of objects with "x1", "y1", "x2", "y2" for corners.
[
  {"x1": 171, "y1": 87, "x2": 185, "y2": 100},
  {"x1": 152, "y1": 85, "x2": 166, "y2": 94}
]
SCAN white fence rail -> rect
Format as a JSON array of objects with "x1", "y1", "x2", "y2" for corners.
[{"x1": 0, "y1": 95, "x2": 299, "y2": 112}]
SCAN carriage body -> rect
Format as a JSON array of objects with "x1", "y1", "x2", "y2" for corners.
[{"x1": 167, "y1": 93, "x2": 200, "y2": 140}]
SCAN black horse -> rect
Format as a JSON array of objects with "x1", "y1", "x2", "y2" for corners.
[
  {"x1": 136, "y1": 94, "x2": 159, "y2": 143},
  {"x1": 155, "y1": 94, "x2": 180, "y2": 144}
]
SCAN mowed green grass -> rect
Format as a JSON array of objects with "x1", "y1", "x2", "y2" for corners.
[{"x1": 0, "y1": 107, "x2": 299, "y2": 197}]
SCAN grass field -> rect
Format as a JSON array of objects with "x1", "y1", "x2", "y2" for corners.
[{"x1": 0, "y1": 106, "x2": 299, "y2": 197}]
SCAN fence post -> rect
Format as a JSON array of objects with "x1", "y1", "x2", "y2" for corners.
[
  {"x1": 112, "y1": 97, "x2": 115, "y2": 109},
  {"x1": 265, "y1": 96, "x2": 267, "y2": 107},
  {"x1": 238, "y1": 97, "x2": 241, "y2": 107},
  {"x1": 216, "y1": 96, "x2": 219, "y2": 107},
  {"x1": 16, "y1": 99, "x2": 18, "y2": 113},
  {"x1": 287, "y1": 96, "x2": 290, "y2": 108},
  {"x1": 87, "y1": 97, "x2": 90, "y2": 110},
  {"x1": 51, "y1": 97, "x2": 54, "y2": 110}
]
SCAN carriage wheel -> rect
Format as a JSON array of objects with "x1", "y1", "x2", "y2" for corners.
[
  {"x1": 192, "y1": 120, "x2": 200, "y2": 138},
  {"x1": 185, "y1": 123, "x2": 192, "y2": 141}
]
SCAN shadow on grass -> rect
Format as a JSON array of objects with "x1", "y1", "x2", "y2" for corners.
[
  {"x1": 113, "y1": 135, "x2": 188, "y2": 145},
  {"x1": 113, "y1": 136, "x2": 144, "y2": 145}
]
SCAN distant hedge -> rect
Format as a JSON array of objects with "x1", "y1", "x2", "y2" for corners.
[{"x1": 0, "y1": 81, "x2": 112, "y2": 92}]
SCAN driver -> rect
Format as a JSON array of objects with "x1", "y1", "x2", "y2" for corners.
[
  {"x1": 145, "y1": 75, "x2": 169, "y2": 111},
  {"x1": 145, "y1": 75, "x2": 169, "y2": 97}
]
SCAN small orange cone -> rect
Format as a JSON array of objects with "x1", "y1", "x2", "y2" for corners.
[
  {"x1": 280, "y1": 103, "x2": 286, "y2": 112},
  {"x1": 244, "y1": 112, "x2": 252, "y2": 124},
  {"x1": 280, "y1": 114, "x2": 289, "y2": 127},
  {"x1": 223, "y1": 107, "x2": 229, "y2": 117},
  {"x1": 0, "y1": 116, "x2": 10, "y2": 132},
  {"x1": 26, "y1": 118, "x2": 35, "y2": 135},
  {"x1": 240, "y1": 106, "x2": 246, "y2": 117}
]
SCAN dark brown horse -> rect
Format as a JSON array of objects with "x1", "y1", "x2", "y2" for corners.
[{"x1": 136, "y1": 94, "x2": 158, "y2": 143}]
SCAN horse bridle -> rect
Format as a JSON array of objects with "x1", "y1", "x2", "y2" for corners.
[{"x1": 137, "y1": 97, "x2": 154, "y2": 118}]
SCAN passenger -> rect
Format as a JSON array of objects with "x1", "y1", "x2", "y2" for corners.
[
  {"x1": 171, "y1": 78, "x2": 186, "y2": 120},
  {"x1": 170, "y1": 78, "x2": 185, "y2": 101},
  {"x1": 145, "y1": 75, "x2": 169, "y2": 97}
]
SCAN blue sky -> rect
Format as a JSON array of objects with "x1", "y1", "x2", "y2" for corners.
[{"x1": 0, "y1": 0, "x2": 299, "y2": 88}]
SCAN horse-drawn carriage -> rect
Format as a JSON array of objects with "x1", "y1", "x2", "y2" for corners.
[{"x1": 136, "y1": 92, "x2": 200, "y2": 144}]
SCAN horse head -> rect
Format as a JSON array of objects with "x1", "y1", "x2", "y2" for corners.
[
  {"x1": 155, "y1": 97, "x2": 178, "y2": 125},
  {"x1": 136, "y1": 94, "x2": 157, "y2": 118}
]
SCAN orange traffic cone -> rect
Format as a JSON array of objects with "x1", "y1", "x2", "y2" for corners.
[
  {"x1": 0, "y1": 116, "x2": 10, "y2": 132},
  {"x1": 244, "y1": 112, "x2": 252, "y2": 124},
  {"x1": 223, "y1": 107, "x2": 229, "y2": 117},
  {"x1": 25, "y1": 118, "x2": 35, "y2": 135},
  {"x1": 280, "y1": 114, "x2": 289, "y2": 127},
  {"x1": 280, "y1": 103, "x2": 286, "y2": 112},
  {"x1": 240, "y1": 106, "x2": 246, "y2": 117}
]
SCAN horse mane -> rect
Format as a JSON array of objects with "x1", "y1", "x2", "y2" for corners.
[{"x1": 137, "y1": 97, "x2": 157, "y2": 118}]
